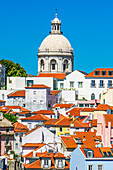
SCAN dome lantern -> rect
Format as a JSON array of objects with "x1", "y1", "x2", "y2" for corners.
[{"x1": 50, "y1": 11, "x2": 62, "y2": 34}]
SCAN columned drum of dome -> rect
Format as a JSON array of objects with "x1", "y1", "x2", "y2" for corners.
[{"x1": 37, "y1": 12, "x2": 74, "y2": 74}]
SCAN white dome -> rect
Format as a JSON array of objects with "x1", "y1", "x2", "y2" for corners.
[{"x1": 38, "y1": 34, "x2": 73, "y2": 56}]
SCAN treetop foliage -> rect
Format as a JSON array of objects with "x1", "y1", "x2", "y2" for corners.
[{"x1": 0, "y1": 59, "x2": 27, "y2": 77}]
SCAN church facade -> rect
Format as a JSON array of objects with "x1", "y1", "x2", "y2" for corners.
[{"x1": 37, "y1": 13, "x2": 74, "y2": 75}]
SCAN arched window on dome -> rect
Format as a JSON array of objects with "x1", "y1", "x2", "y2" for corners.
[
  {"x1": 91, "y1": 93, "x2": 95, "y2": 100},
  {"x1": 63, "y1": 60, "x2": 68, "y2": 72},
  {"x1": 40, "y1": 59, "x2": 44, "y2": 72},
  {"x1": 50, "y1": 59, "x2": 56, "y2": 71}
]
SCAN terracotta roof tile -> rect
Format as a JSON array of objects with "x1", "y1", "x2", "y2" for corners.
[
  {"x1": 104, "y1": 114, "x2": 113, "y2": 127},
  {"x1": 95, "y1": 104, "x2": 113, "y2": 111},
  {"x1": 81, "y1": 108, "x2": 95, "y2": 112},
  {"x1": 66, "y1": 108, "x2": 82, "y2": 117},
  {"x1": 31, "y1": 110, "x2": 55, "y2": 115},
  {"x1": 21, "y1": 114, "x2": 49, "y2": 121},
  {"x1": 7, "y1": 90, "x2": 25, "y2": 97},
  {"x1": 25, "y1": 84, "x2": 50, "y2": 89},
  {"x1": 51, "y1": 90, "x2": 61, "y2": 95},
  {"x1": 53, "y1": 103, "x2": 74, "y2": 108},
  {"x1": 80, "y1": 148, "x2": 103, "y2": 158},
  {"x1": 14, "y1": 122, "x2": 29, "y2": 132},
  {"x1": 85, "y1": 68, "x2": 113, "y2": 78},
  {"x1": 22, "y1": 143, "x2": 45, "y2": 147},
  {"x1": 37, "y1": 73, "x2": 66, "y2": 80}
]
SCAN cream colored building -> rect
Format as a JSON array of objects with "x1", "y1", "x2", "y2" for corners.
[
  {"x1": 101, "y1": 88, "x2": 113, "y2": 106},
  {"x1": 38, "y1": 12, "x2": 74, "y2": 74}
]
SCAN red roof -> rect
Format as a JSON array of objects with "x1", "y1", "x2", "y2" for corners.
[
  {"x1": 31, "y1": 110, "x2": 55, "y2": 115},
  {"x1": 50, "y1": 90, "x2": 61, "y2": 95},
  {"x1": 81, "y1": 108, "x2": 95, "y2": 112},
  {"x1": 95, "y1": 104, "x2": 113, "y2": 111},
  {"x1": 66, "y1": 108, "x2": 82, "y2": 117},
  {"x1": 25, "y1": 84, "x2": 50, "y2": 89},
  {"x1": 0, "y1": 100, "x2": 5, "y2": 102},
  {"x1": 85, "y1": 68, "x2": 113, "y2": 78},
  {"x1": 80, "y1": 148, "x2": 103, "y2": 158},
  {"x1": 7, "y1": 90, "x2": 25, "y2": 97},
  {"x1": 2, "y1": 106, "x2": 30, "y2": 112},
  {"x1": 14, "y1": 122, "x2": 29, "y2": 132},
  {"x1": 37, "y1": 73, "x2": 66, "y2": 80},
  {"x1": 21, "y1": 114, "x2": 49, "y2": 121},
  {"x1": 22, "y1": 143, "x2": 45, "y2": 148},
  {"x1": 53, "y1": 103, "x2": 74, "y2": 109}
]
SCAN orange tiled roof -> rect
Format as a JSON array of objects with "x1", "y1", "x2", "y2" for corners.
[
  {"x1": 0, "y1": 100, "x2": 5, "y2": 102},
  {"x1": 91, "y1": 119, "x2": 97, "y2": 127},
  {"x1": 61, "y1": 131, "x2": 102, "y2": 149},
  {"x1": 7, "y1": 90, "x2": 25, "y2": 97},
  {"x1": 53, "y1": 103, "x2": 74, "y2": 108},
  {"x1": 2, "y1": 106, "x2": 30, "y2": 112},
  {"x1": 21, "y1": 114, "x2": 49, "y2": 121},
  {"x1": 73, "y1": 120, "x2": 90, "y2": 128},
  {"x1": 22, "y1": 143, "x2": 45, "y2": 148},
  {"x1": 85, "y1": 68, "x2": 113, "y2": 78},
  {"x1": 66, "y1": 108, "x2": 82, "y2": 117},
  {"x1": 31, "y1": 110, "x2": 55, "y2": 115},
  {"x1": 14, "y1": 122, "x2": 29, "y2": 132},
  {"x1": 24, "y1": 159, "x2": 41, "y2": 169},
  {"x1": 50, "y1": 90, "x2": 61, "y2": 95},
  {"x1": 104, "y1": 114, "x2": 113, "y2": 127},
  {"x1": 25, "y1": 84, "x2": 50, "y2": 89},
  {"x1": 37, "y1": 73, "x2": 66, "y2": 80},
  {"x1": 81, "y1": 108, "x2": 95, "y2": 112},
  {"x1": 80, "y1": 148, "x2": 103, "y2": 158},
  {"x1": 95, "y1": 104, "x2": 113, "y2": 111}
]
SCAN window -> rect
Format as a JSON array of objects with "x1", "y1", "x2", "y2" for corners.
[
  {"x1": 70, "y1": 81, "x2": 74, "y2": 88},
  {"x1": 88, "y1": 165, "x2": 93, "y2": 170},
  {"x1": 40, "y1": 59, "x2": 44, "y2": 71},
  {"x1": 59, "y1": 127, "x2": 63, "y2": 132},
  {"x1": 85, "y1": 104, "x2": 89, "y2": 107},
  {"x1": 98, "y1": 165, "x2": 103, "y2": 170},
  {"x1": 91, "y1": 93, "x2": 95, "y2": 100},
  {"x1": 103, "y1": 99, "x2": 105, "y2": 104},
  {"x1": 108, "y1": 80, "x2": 112, "y2": 87},
  {"x1": 78, "y1": 82, "x2": 83, "y2": 88},
  {"x1": 108, "y1": 71, "x2": 113, "y2": 76},
  {"x1": 33, "y1": 100, "x2": 36, "y2": 105},
  {"x1": 101, "y1": 71, "x2": 106, "y2": 76},
  {"x1": 51, "y1": 59, "x2": 56, "y2": 70},
  {"x1": 40, "y1": 100, "x2": 43, "y2": 104},
  {"x1": 58, "y1": 160, "x2": 63, "y2": 168},
  {"x1": 67, "y1": 128, "x2": 69, "y2": 132},
  {"x1": 79, "y1": 104, "x2": 84, "y2": 107},
  {"x1": 16, "y1": 143, "x2": 18, "y2": 149},
  {"x1": 6, "y1": 137, "x2": 9, "y2": 144},
  {"x1": 63, "y1": 60, "x2": 68, "y2": 72},
  {"x1": 91, "y1": 80, "x2": 95, "y2": 87},
  {"x1": 87, "y1": 151, "x2": 93, "y2": 158},
  {"x1": 99, "y1": 80, "x2": 104, "y2": 87},
  {"x1": 60, "y1": 83, "x2": 64, "y2": 89},
  {"x1": 94, "y1": 71, "x2": 99, "y2": 75},
  {"x1": 6, "y1": 129, "x2": 9, "y2": 133},
  {"x1": 33, "y1": 91, "x2": 36, "y2": 95},
  {"x1": 27, "y1": 80, "x2": 33, "y2": 87},
  {"x1": 44, "y1": 159, "x2": 48, "y2": 168}
]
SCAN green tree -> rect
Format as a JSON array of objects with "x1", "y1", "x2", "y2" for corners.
[
  {"x1": 0, "y1": 59, "x2": 27, "y2": 81},
  {"x1": 3, "y1": 113, "x2": 18, "y2": 123}
]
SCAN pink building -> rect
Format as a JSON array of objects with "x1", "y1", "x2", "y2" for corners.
[
  {"x1": 77, "y1": 99, "x2": 100, "y2": 108},
  {"x1": 0, "y1": 113, "x2": 14, "y2": 155},
  {"x1": 97, "y1": 114, "x2": 113, "y2": 147}
]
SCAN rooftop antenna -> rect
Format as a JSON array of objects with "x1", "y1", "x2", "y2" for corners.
[{"x1": 55, "y1": 8, "x2": 57, "y2": 18}]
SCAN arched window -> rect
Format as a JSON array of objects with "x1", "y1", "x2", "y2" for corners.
[
  {"x1": 50, "y1": 59, "x2": 56, "y2": 71},
  {"x1": 40, "y1": 59, "x2": 44, "y2": 71},
  {"x1": 63, "y1": 60, "x2": 68, "y2": 72},
  {"x1": 91, "y1": 93, "x2": 95, "y2": 100}
]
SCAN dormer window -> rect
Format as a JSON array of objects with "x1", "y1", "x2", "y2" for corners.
[
  {"x1": 101, "y1": 71, "x2": 106, "y2": 76},
  {"x1": 87, "y1": 151, "x2": 93, "y2": 158},
  {"x1": 44, "y1": 159, "x2": 49, "y2": 168},
  {"x1": 108, "y1": 71, "x2": 113, "y2": 76},
  {"x1": 94, "y1": 71, "x2": 99, "y2": 75}
]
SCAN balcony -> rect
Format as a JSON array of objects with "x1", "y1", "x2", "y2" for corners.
[
  {"x1": 90, "y1": 84, "x2": 96, "y2": 88},
  {"x1": 107, "y1": 84, "x2": 113, "y2": 88},
  {"x1": 99, "y1": 84, "x2": 105, "y2": 88}
]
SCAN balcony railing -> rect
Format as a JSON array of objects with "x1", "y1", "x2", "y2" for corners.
[
  {"x1": 90, "y1": 84, "x2": 96, "y2": 88},
  {"x1": 99, "y1": 84, "x2": 105, "y2": 88},
  {"x1": 107, "y1": 84, "x2": 113, "y2": 88}
]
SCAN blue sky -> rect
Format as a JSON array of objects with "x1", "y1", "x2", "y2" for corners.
[{"x1": 0, "y1": 0, "x2": 113, "y2": 75}]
